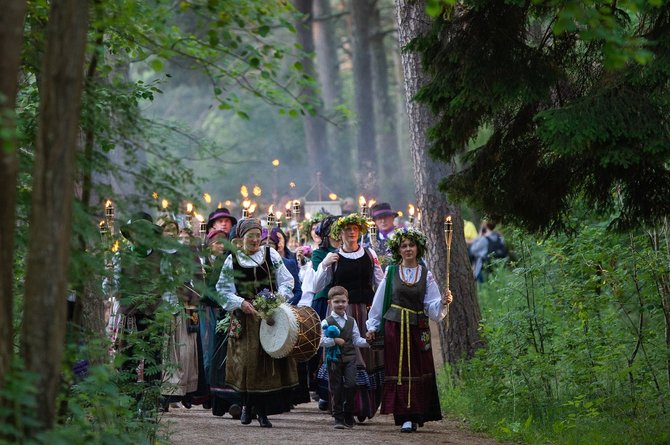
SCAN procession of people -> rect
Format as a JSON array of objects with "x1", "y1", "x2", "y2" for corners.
[{"x1": 106, "y1": 197, "x2": 457, "y2": 432}]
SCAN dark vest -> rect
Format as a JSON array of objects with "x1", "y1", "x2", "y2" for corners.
[
  {"x1": 332, "y1": 250, "x2": 374, "y2": 305},
  {"x1": 326, "y1": 315, "x2": 356, "y2": 363},
  {"x1": 383, "y1": 265, "x2": 428, "y2": 326},
  {"x1": 231, "y1": 247, "x2": 273, "y2": 300}
]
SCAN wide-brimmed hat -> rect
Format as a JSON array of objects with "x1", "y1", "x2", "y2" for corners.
[
  {"x1": 206, "y1": 208, "x2": 237, "y2": 231},
  {"x1": 120, "y1": 211, "x2": 162, "y2": 242},
  {"x1": 371, "y1": 202, "x2": 399, "y2": 219}
]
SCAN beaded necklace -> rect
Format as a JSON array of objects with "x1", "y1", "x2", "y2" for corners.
[{"x1": 399, "y1": 265, "x2": 420, "y2": 287}]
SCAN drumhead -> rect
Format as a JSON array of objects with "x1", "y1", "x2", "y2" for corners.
[{"x1": 259, "y1": 303, "x2": 299, "y2": 359}]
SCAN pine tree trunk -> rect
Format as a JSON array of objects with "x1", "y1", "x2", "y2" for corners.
[
  {"x1": 370, "y1": 4, "x2": 404, "y2": 203},
  {"x1": 394, "y1": 0, "x2": 482, "y2": 364},
  {"x1": 21, "y1": 0, "x2": 89, "y2": 430},
  {"x1": 313, "y1": 0, "x2": 353, "y2": 189},
  {"x1": 0, "y1": 0, "x2": 27, "y2": 387},
  {"x1": 294, "y1": 0, "x2": 330, "y2": 185},
  {"x1": 350, "y1": 0, "x2": 378, "y2": 196}
]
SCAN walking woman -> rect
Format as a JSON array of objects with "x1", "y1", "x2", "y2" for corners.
[
  {"x1": 215, "y1": 218, "x2": 297, "y2": 427},
  {"x1": 365, "y1": 227, "x2": 452, "y2": 433},
  {"x1": 313, "y1": 213, "x2": 385, "y2": 421}
]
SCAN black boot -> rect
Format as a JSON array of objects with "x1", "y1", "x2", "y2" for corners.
[
  {"x1": 240, "y1": 406, "x2": 252, "y2": 425},
  {"x1": 257, "y1": 414, "x2": 272, "y2": 428}
]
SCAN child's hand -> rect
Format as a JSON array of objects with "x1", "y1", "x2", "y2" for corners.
[{"x1": 334, "y1": 338, "x2": 345, "y2": 346}]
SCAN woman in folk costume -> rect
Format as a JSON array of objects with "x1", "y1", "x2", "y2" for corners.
[
  {"x1": 365, "y1": 227, "x2": 452, "y2": 433},
  {"x1": 313, "y1": 213, "x2": 385, "y2": 422},
  {"x1": 215, "y1": 218, "x2": 297, "y2": 428},
  {"x1": 157, "y1": 218, "x2": 199, "y2": 410}
]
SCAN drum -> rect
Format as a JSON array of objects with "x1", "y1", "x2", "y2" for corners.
[{"x1": 259, "y1": 304, "x2": 321, "y2": 362}]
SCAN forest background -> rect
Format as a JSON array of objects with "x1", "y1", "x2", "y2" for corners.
[{"x1": 1, "y1": 0, "x2": 669, "y2": 444}]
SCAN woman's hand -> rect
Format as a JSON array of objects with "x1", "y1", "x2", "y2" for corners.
[
  {"x1": 240, "y1": 300, "x2": 258, "y2": 316},
  {"x1": 365, "y1": 331, "x2": 376, "y2": 343},
  {"x1": 334, "y1": 338, "x2": 345, "y2": 346},
  {"x1": 442, "y1": 289, "x2": 453, "y2": 305},
  {"x1": 321, "y1": 252, "x2": 339, "y2": 268}
]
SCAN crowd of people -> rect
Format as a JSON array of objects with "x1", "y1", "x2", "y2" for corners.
[{"x1": 104, "y1": 200, "x2": 505, "y2": 432}]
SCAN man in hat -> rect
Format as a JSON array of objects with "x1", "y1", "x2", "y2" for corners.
[
  {"x1": 206, "y1": 208, "x2": 237, "y2": 238},
  {"x1": 370, "y1": 202, "x2": 399, "y2": 255}
]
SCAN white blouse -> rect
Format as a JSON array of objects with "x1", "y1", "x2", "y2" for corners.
[
  {"x1": 312, "y1": 246, "x2": 385, "y2": 295},
  {"x1": 366, "y1": 266, "x2": 448, "y2": 332},
  {"x1": 215, "y1": 246, "x2": 294, "y2": 312}
]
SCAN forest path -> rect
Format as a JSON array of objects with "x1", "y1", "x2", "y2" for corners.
[{"x1": 163, "y1": 400, "x2": 509, "y2": 445}]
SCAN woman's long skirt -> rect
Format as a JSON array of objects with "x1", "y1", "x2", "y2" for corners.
[
  {"x1": 380, "y1": 319, "x2": 442, "y2": 426},
  {"x1": 225, "y1": 310, "x2": 298, "y2": 415}
]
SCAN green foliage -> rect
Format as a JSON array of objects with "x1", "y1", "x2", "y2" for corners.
[
  {"x1": 440, "y1": 220, "x2": 670, "y2": 444},
  {"x1": 414, "y1": 1, "x2": 670, "y2": 233}
]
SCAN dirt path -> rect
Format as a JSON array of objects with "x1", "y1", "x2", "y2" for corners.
[{"x1": 163, "y1": 401, "x2": 507, "y2": 445}]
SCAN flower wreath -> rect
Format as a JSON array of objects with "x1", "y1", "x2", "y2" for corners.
[
  {"x1": 330, "y1": 213, "x2": 369, "y2": 240},
  {"x1": 386, "y1": 227, "x2": 428, "y2": 264},
  {"x1": 299, "y1": 211, "x2": 329, "y2": 240}
]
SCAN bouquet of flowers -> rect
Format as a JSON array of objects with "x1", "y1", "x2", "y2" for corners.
[
  {"x1": 216, "y1": 313, "x2": 230, "y2": 334},
  {"x1": 252, "y1": 288, "x2": 285, "y2": 320}
]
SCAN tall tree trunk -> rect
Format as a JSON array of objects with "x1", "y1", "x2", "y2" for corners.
[
  {"x1": 0, "y1": 0, "x2": 28, "y2": 386},
  {"x1": 370, "y1": 4, "x2": 404, "y2": 204},
  {"x1": 294, "y1": 0, "x2": 330, "y2": 186},
  {"x1": 395, "y1": 0, "x2": 481, "y2": 364},
  {"x1": 351, "y1": 0, "x2": 378, "y2": 196},
  {"x1": 313, "y1": 0, "x2": 353, "y2": 190},
  {"x1": 21, "y1": 0, "x2": 89, "y2": 430}
]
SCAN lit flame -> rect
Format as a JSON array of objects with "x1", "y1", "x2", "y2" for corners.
[
  {"x1": 242, "y1": 199, "x2": 251, "y2": 209},
  {"x1": 99, "y1": 220, "x2": 106, "y2": 227},
  {"x1": 186, "y1": 203, "x2": 193, "y2": 214},
  {"x1": 105, "y1": 200, "x2": 113, "y2": 208},
  {"x1": 225, "y1": 200, "x2": 232, "y2": 206},
  {"x1": 252, "y1": 185, "x2": 262, "y2": 197},
  {"x1": 195, "y1": 213, "x2": 205, "y2": 222},
  {"x1": 368, "y1": 199, "x2": 376, "y2": 208},
  {"x1": 272, "y1": 159, "x2": 280, "y2": 167},
  {"x1": 446, "y1": 216, "x2": 452, "y2": 223},
  {"x1": 217, "y1": 201, "x2": 223, "y2": 209},
  {"x1": 417, "y1": 210, "x2": 422, "y2": 221},
  {"x1": 111, "y1": 240, "x2": 120, "y2": 252},
  {"x1": 152, "y1": 192, "x2": 158, "y2": 200},
  {"x1": 397, "y1": 211, "x2": 404, "y2": 217},
  {"x1": 285, "y1": 201, "x2": 291, "y2": 210},
  {"x1": 359, "y1": 196, "x2": 367, "y2": 207},
  {"x1": 276, "y1": 211, "x2": 282, "y2": 219},
  {"x1": 161, "y1": 199, "x2": 168, "y2": 209},
  {"x1": 408, "y1": 204, "x2": 415, "y2": 216},
  {"x1": 240, "y1": 185, "x2": 249, "y2": 198},
  {"x1": 269, "y1": 204, "x2": 274, "y2": 214},
  {"x1": 289, "y1": 181, "x2": 296, "y2": 188},
  {"x1": 329, "y1": 193, "x2": 338, "y2": 200},
  {"x1": 203, "y1": 193, "x2": 211, "y2": 204},
  {"x1": 293, "y1": 199, "x2": 301, "y2": 207},
  {"x1": 249, "y1": 203, "x2": 257, "y2": 213}
]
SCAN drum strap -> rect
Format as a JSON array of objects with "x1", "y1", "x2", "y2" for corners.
[{"x1": 391, "y1": 303, "x2": 422, "y2": 408}]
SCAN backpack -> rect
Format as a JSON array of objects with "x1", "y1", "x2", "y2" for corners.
[{"x1": 485, "y1": 234, "x2": 508, "y2": 261}]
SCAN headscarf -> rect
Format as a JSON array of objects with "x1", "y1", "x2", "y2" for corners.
[
  {"x1": 317, "y1": 215, "x2": 341, "y2": 249},
  {"x1": 207, "y1": 229, "x2": 227, "y2": 245},
  {"x1": 237, "y1": 218, "x2": 262, "y2": 239}
]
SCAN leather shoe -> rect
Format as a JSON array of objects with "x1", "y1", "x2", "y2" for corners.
[
  {"x1": 229, "y1": 404, "x2": 242, "y2": 419},
  {"x1": 240, "y1": 406, "x2": 252, "y2": 425},
  {"x1": 258, "y1": 414, "x2": 272, "y2": 428}
]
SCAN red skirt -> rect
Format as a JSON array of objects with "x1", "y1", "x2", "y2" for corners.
[{"x1": 380, "y1": 319, "x2": 442, "y2": 425}]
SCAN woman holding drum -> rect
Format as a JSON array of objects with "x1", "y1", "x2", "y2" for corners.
[
  {"x1": 215, "y1": 218, "x2": 297, "y2": 428},
  {"x1": 365, "y1": 227, "x2": 453, "y2": 433},
  {"x1": 313, "y1": 213, "x2": 385, "y2": 421}
]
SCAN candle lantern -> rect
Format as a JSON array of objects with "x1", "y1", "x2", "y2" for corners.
[
  {"x1": 105, "y1": 200, "x2": 115, "y2": 221},
  {"x1": 408, "y1": 204, "x2": 415, "y2": 225},
  {"x1": 267, "y1": 205, "x2": 276, "y2": 227},
  {"x1": 99, "y1": 220, "x2": 109, "y2": 236},
  {"x1": 292, "y1": 200, "x2": 301, "y2": 217},
  {"x1": 367, "y1": 219, "x2": 378, "y2": 248},
  {"x1": 359, "y1": 196, "x2": 368, "y2": 218},
  {"x1": 285, "y1": 202, "x2": 292, "y2": 220}
]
